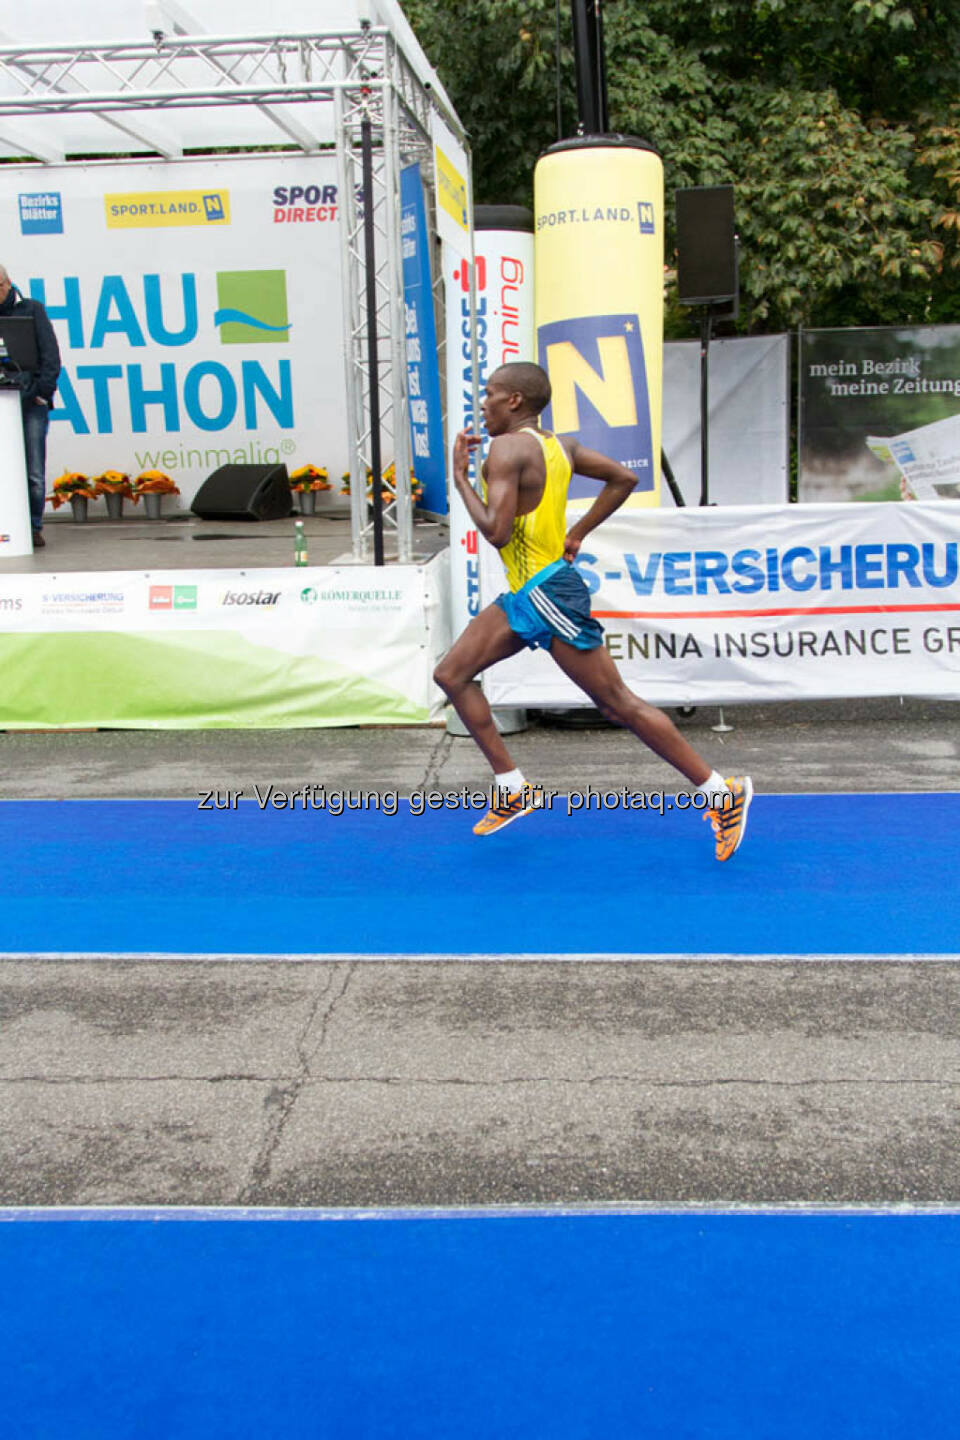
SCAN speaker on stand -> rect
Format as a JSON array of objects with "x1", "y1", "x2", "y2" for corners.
[
  {"x1": 675, "y1": 184, "x2": 739, "y2": 508},
  {"x1": 190, "y1": 463, "x2": 293, "y2": 521}
]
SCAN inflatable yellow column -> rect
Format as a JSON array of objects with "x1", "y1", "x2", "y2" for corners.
[{"x1": 534, "y1": 136, "x2": 664, "y2": 507}]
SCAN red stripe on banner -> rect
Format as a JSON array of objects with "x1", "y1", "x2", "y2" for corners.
[{"x1": 592, "y1": 603, "x2": 960, "y2": 620}]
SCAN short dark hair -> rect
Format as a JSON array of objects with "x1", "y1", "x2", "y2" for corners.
[{"x1": 491, "y1": 362, "x2": 551, "y2": 415}]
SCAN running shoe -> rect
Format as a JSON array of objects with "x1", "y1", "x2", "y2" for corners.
[
  {"x1": 473, "y1": 784, "x2": 541, "y2": 836},
  {"x1": 706, "y1": 776, "x2": 754, "y2": 861}
]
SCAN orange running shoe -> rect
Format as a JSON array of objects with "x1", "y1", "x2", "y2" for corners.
[
  {"x1": 473, "y1": 785, "x2": 541, "y2": 836},
  {"x1": 706, "y1": 776, "x2": 754, "y2": 861}
]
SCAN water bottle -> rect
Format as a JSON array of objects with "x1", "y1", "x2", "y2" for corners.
[{"x1": 294, "y1": 519, "x2": 308, "y2": 567}]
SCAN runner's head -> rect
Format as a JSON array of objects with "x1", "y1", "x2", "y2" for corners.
[{"x1": 482, "y1": 363, "x2": 551, "y2": 436}]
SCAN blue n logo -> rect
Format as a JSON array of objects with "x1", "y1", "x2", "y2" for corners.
[{"x1": 538, "y1": 313, "x2": 653, "y2": 494}]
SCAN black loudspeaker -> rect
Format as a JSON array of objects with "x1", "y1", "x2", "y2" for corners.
[
  {"x1": 191, "y1": 463, "x2": 292, "y2": 521},
  {"x1": 675, "y1": 185, "x2": 738, "y2": 306}
]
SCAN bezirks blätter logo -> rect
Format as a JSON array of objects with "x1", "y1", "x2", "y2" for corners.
[{"x1": 19, "y1": 193, "x2": 63, "y2": 235}]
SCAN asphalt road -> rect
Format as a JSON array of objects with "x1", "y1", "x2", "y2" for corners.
[{"x1": 2, "y1": 696, "x2": 958, "y2": 1208}]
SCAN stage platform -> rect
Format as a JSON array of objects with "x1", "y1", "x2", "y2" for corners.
[{"x1": 0, "y1": 507, "x2": 449, "y2": 575}]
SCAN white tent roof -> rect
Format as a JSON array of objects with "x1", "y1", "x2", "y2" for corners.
[{"x1": 0, "y1": 0, "x2": 458, "y2": 162}]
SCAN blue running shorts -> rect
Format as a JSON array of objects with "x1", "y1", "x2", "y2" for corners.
[{"x1": 495, "y1": 558, "x2": 604, "y2": 651}]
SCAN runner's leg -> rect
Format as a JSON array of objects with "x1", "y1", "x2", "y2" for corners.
[
  {"x1": 434, "y1": 605, "x2": 527, "y2": 773},
  {"x1": 549, "y1": 636, "x2": 712, "y2": 786}
]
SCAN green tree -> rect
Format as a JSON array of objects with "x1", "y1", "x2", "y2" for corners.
[{"x1": 404, "y1": 0, "x2": 960, "y2": 332}]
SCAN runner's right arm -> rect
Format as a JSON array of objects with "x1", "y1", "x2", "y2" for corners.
[{"x1": 452, "y1": 429, "x2": 521, "y2": 549}]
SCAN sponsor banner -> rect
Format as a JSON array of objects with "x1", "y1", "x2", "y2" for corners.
[
  {"x1": 443, "y1": 227, "x2": 535, "y2": 637},
  {"x1": 480, "y1": 501, "x2": 960, "y2": 706},
  {"x1": 0, "y1": 558, "x2": 451, "y2": 729},
  {"x1": 800, "y1": 325, "x2": 960, "y2": 503},
  {"x1": 430, "y1": 113, "x2": 471, "y2": 257},
  {"x1": 104, "y1": 190, "x2": 230, "y2": 229},
  {"x1": 18, "y1": 192, "x2": 63, "y2": 236},
  {"x1": 534, "y1": 143, "x2": 664, "y2": 507},
  {"x1": 3, "y1": 154, "x2": 348, "y2": 511},
  {"x1": 400, "y1": 164, "x2": 445, "y2": 513}
]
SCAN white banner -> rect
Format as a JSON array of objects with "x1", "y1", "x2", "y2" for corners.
[
  {"x1": 0, "y1": 555, "x2": 451, "y2": 728},
  {"x1": 480, "y1": 501, "x2": 960, "y2": 706},
  {"x1": 4, "y1": 153, "x2": 346, "y2": 511},
  {"x1": 663, "y1": 335, "x2": 790, "y2": 505}
]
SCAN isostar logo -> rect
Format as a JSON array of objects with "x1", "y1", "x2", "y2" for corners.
[
  {"x1": 19, "y1": 192, "x2": 63, "y2": 235},
  {"x1": 104, "y1": 190, "x2": 229, "y2": 229},
  {"x1": 215, "y1": 271, "x2": 291, "y2": 345},
  {"x1": 539, "y1": 312, "x2": 653, "y2": 492},
  {"x1": 150, "y1": 585, "x2": 197, "y2": 611},
  {"x1": 272, "y1": 185, "x2": 339, "y2": 223},
  {"x1": 221, "y1": 589, "x2": 280, "y2": 607}
]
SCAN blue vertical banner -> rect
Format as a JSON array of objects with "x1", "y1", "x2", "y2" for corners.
[{"x1": 400, "y1": 164, "x2": 446, "y2": 514}]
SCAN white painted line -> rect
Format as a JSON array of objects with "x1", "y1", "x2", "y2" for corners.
[
  {"x1": 3, "y1": 1203, "x2": 960, "y2": 1222},
  {"x1": 0, "y1": 952, "x2": 958, "y2": 964}
]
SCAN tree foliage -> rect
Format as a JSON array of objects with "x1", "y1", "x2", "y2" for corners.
[{"x1": 403, "y1": 0, "x2": 960, "y2": 332}]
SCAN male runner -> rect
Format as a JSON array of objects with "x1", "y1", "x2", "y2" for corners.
[{"x1": 433, "y1": 361, "x2": 753, "y2": 859}]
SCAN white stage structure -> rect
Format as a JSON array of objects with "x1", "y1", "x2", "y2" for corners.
[{"x1": 0, "y1": 9, "x2": 466, "y2": 562}]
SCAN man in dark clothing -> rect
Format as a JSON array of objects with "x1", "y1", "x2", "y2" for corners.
[{"x1": 0, "y1": 265, "x2": 61, "y2": 547}]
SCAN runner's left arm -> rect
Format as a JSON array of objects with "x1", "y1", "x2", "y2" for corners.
[{"x1": 562, "y1": 441, "x2": 637, "y2": 561}]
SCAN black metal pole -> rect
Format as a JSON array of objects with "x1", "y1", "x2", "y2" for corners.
[
  {"x1": 594, "y1": 0, "x2": 609, "y2": 132},
  {"x1": 570, "y1": 0, "x2": 606, "y2": 133},
  {"x1": 361, "y1": 114, "x2": 385, "y2": 566},
  {"x1": 699, "y1": 309, "x2": 712, "y2": 506},
  {"x1": 661, "y1": 449, "x2": 685, "y2": 507}
]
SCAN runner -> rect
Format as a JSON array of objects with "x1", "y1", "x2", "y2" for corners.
[{"x1": 434, "y1": 362, "x2": 753, "y2": 858}]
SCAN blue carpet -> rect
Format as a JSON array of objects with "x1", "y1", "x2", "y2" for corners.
[
  {"x1": 0, "y1": 793, "x2": 957, "y2": 955},
  {"x1": 2, "y1": 1210, "x2": 959, "y2": 1439}
]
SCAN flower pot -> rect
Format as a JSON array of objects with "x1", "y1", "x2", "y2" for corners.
[
  {"x1": 104, "y1": 492, "x2": 124, "y2": 520},
  {"x1": 143, "y1": 493, "x2": 163, "y2": 520},
  {"x1": 298, "y1": 489, "x2": 317, "y2": 516},
  {"x1": 69, "y1": 495, "x2": 89, "y2": 523}
]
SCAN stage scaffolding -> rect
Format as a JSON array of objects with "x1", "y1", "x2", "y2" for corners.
[{"x1": 0, "y1": 27, "x2": 466, "y2": 561}]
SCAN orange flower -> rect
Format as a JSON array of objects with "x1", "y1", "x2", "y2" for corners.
[
  {"x1": 133, "y1": 470, "x2": 181, "y2": 497},
  {"x1": 93, "y1": 470, "x2": 135, "y2": 497},
  {"x1": 48, "y1": 471, "x2": 97, "y2": 508}
]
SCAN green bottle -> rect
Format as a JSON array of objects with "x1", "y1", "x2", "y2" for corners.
[{"x1": 294, "y1": 519, "x2": 308, "y2": 567}]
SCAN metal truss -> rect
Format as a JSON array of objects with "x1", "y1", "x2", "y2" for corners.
[{"x1": 0, "y1": 27, "x2": 466, "y2": 563}]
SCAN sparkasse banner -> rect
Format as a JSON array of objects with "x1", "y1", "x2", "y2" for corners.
[
  {"x1": 4, "y1": 153, "x2": 346, "y2": 509},
  {"x1": 480, "y1": 501, "x2": 960, "y2": 706}
]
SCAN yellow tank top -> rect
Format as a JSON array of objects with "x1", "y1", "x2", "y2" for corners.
[{"x1": 487, "y1": 427, "x2": 571, "y2": 592}]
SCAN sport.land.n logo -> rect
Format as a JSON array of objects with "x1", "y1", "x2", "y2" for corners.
[{"x1": 215, "y1": 270, "x2": 292, "y2": 344}]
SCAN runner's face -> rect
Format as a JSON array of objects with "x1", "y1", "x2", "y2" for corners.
[{"x1": 481, "y1": 381, "x2": 515, "y2": 436}]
